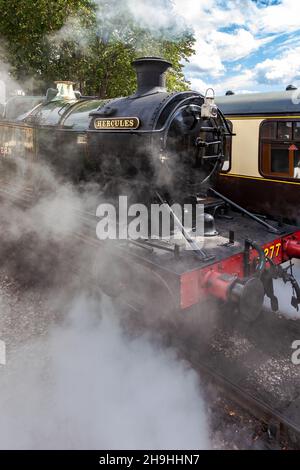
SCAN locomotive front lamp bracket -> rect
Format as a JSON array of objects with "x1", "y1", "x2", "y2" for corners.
[{"x1": 201, "y1": 89, "x2": 218, "y2": 119}]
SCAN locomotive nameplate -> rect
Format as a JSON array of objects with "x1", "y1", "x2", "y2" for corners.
[{"x1": 94, "y1": 117, "x2": 140, "y2": 130}]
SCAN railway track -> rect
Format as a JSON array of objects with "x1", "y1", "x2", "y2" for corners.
[
  {"x1": 182, "y1": 341, "x2": 300, "y2": 449},
  {"x1": 155, "y1": 309, "x2": 300, "y2": 450},
  {"x1": 122, "y1": 302, "x2": 300, "y2": 449}
]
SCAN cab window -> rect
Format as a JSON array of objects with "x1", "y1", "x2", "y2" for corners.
[{"x1": 260, "y1": 120, "x2": 300, "y2": 179}]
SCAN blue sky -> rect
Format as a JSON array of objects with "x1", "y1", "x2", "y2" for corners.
[{"x1": 172, "y1": 0, "x2": 300, "y2": 95}]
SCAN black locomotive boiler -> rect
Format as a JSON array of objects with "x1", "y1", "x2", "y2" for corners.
[
  {"x1": 1, "y1": 57, "x2": 300, "y2": 322},
  {"x1": 1, "y1": 57, "x2": 227, "y2": 205}
]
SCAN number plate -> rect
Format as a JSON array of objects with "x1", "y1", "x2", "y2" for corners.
[{"x1": 263, "y1": 240, "x2": 282, "y2": 263}]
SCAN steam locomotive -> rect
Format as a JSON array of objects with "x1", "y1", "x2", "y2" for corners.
[
  {"x1": 1, "y1": 57, "x2": 300, "y2": 322},
  {"x1": 1, "y1": 58, "x2": 227, "y2": 203}
]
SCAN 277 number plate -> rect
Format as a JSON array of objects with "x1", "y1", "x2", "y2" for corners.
[{"x1": 264, "y1": 242, "x2": 282, "y2": 260}]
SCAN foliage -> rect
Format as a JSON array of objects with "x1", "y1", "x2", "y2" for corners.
[{"x1": 0, "y1": 0, "x2": 195, "y2": 97}]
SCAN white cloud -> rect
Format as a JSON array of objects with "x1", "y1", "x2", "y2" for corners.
[
  {"x1": 256, "y1": 0, "x2": 300, "y2": 35},
  {"x1": 190, "y1": 69, "x2": 255, "y2": 95},
  {"x1": 208, "y1": 29, "x2": 268, "y2": 62},
  {"x1": 255, "y1": 45, "x2": 300, "y2": 84},
  {"x1": 173, "y1": 0, "x2": 249, "y2": 34},
  {"x1": 191, "y1": 41, "x2": 300, "y2": 96},
  {"x1": 173, "y1": 0, "x2": 300, "y2": 93},
  {"x1": 185, "y1": 37, "x2": 226, "y2": 78},
  {"x1": 173, "y1": 1, "x2": 269, "y2": 81},
  {"x1": 185, "y1": 27, "x2": 266, "y2": 81}
]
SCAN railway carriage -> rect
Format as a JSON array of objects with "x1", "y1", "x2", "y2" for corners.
[{"x1": 217, "y1": 89, "x2": 300, "y2": 222}]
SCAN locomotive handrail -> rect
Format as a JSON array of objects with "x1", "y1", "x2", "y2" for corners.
[{"x1": 209, "y1": 188, "x2": 282, "y2": 234}]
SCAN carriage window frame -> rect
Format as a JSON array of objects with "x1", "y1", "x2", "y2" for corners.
[
  {"x1": 221, "y1": 119, "x2": 233, "y2": 173},
  {"x1": 259, "y1": 119, "x2": 300, "y2": 181}
]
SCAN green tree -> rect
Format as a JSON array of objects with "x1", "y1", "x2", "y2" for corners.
[{"x1": 0, "y1": 0, "x2": 195, "y2": 97}]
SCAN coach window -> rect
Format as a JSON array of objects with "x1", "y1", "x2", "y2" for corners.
[
  {"x1": 260, "y1": 120, "x2": 300, "y2": 179},
  {"x1": 278, "y1": 121, "x2": 292, "y2": 140},
  {"x1": 294, "y1": 122, "x2": 300, "y2": 140},
  {"x1": 261, "y1": 121, "x2": 277, "y2": 139}
]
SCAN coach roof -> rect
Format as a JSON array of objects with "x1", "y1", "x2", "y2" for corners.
[{"x1": 216, "y1": 90, "x2": 300, "y2": 116}]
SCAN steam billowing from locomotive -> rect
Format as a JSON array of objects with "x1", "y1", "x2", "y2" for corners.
[
  {"x1": 51, "y1": 0, "x2": 190, "y2": 52},
  {"x1": 0, "y1": 292, "x2": 210, "y2": 450}
]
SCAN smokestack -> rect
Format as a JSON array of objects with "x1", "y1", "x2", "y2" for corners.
[{"x1": 132, "y1": 57, "x2": 172, "y2": 97}]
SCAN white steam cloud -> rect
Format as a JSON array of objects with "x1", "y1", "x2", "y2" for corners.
[
  {"x1": 111, "y1": 0, "x2": 188, "y2": 39},
  {"x1": 0, "y1": 295, "x2": 210, "y2": 450},
  {"x1": 50, "y1": 0, "x2": 191, "y2": 54},
  {"x1": 0, "y1": 47, "x2": 43, "y2": 103},
  {"x1": 0, "y1": 160, "x2": 210, "y2": 450},
  {"x1": 0, "y1": 56, "x2": 22, "y2": 105}
]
